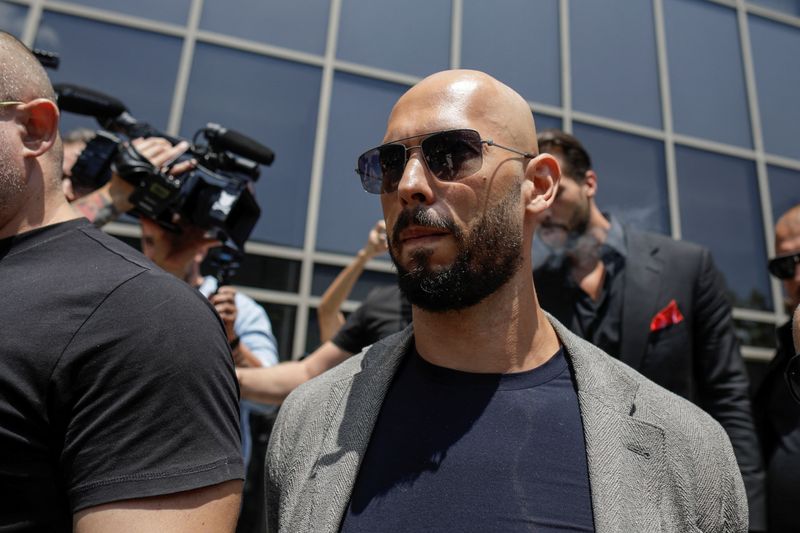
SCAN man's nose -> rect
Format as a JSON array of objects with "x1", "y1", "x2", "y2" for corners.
[{"x1": 396, "y1": 149, "x2": 434, "y2": 206}]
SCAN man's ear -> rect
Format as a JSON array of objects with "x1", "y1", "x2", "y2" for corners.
[
  {"x1": 523, "y1": 153, "x2": 560, "y2": 216},
  {"x1": 582, "y1": 170, "x2": 598, "y2": 198},
  {"x1": 17, "y1": 98, "x2": 59, "y2": 158}
]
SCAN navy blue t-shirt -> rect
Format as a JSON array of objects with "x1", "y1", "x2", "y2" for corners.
[{"x1": 339, "y1": 347, "x2": 595, "y2": 532}]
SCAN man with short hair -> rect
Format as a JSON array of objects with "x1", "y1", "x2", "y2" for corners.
[
  {"x1": 266, "y1": 70, "x2": 748, "y2": 532},
  {"x1": 0, "y1": 32, "x2": 243, "y2": 532},
  {"x1": 754, "y1": 204, "x2": 800, "y2": 532},
  {"x1": 533, "y1": 129, "x2": 765, "y2": 529}
]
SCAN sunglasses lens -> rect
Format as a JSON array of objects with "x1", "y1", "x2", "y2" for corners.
[
  {"x1": 768, "y1": 255, "x2": 799, "y2": 280},
  {"x1": 421, "y1": 130, "x2": 483, "y2": 182},
  {"x1": 786, "y1": 355, "x2": 800, "y2": 404},
  {"x1": 357, "y1": 144, "x2": 406, "y2": 194}
]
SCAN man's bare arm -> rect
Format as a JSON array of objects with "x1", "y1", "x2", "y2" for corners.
[
  {"x1": 236, "y1": 341, "x2": 353, "y2": 404},
  {"x1": 74, "y1": 480, "x2": 242, "y2": 533}
]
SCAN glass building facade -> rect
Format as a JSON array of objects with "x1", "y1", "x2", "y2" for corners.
[{"x1": 2, "y1": 0, "x2": 799, "y2": 367}]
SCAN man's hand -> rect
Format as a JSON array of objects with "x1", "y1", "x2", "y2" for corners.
[
  {"x1": 363, "y1": 220, "x2": 388, "y2": 259},
  {"x1": 210, "y1": 286, "x2": 238, "y2": 345},
  {"x1": 70, "y1": 137, "x2": 193, "y2": 226}
]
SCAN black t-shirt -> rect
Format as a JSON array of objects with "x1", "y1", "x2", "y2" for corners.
[
  {"x1": 0, "y1": 219, "x2": 244, "y2": 532},
  {"x1": 339, "y1": 347, "x2": 595, "y2": 533},
  {"x1": 332, "y1": 284, "x2": 411, "y2": 354}
]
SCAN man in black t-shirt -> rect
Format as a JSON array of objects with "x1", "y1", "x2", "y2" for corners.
[{"x1": 0, "y1": 32, "x2": 243, "y2": 532}]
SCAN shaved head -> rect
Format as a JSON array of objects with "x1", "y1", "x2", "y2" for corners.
[
  {"x1": 386, "y1": 69, "x2": 538, "y2": 152},
  {"x1": 776, "y1": 204, "x2": 800, "y2": 246},
  {"x1": 0, "y1": 32, "x2": 56, "y2": 103}
]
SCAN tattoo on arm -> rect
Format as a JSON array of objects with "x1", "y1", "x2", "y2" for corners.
[{"x1": 72, "y1": 192, "x2": 120, "y2": 227}]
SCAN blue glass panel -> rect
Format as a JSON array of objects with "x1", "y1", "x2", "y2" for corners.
[
  {"x1": 749, "y1": 15, "x2": 800, "y2": 160},
  {"x1": 664, "y1": 0, "x2": 752, "y2": 148},
  {"x1": 337, "y1": 0, "x2": 450, "y2": 77},
  {"x1": 534, "y1": 113, "x2": 562, "y2": 133},
  {"x1": 200, "y1": 0, "x2": 330, "y2": 55},
  {"x1": 181, "y1": 43, "x2": 322, "y2": 248},
  {"x1": 676, "y1": 146, "x2": 771, "y2": 310},
  {"x1": 571, "y1": 0, "x2": 661, "y2": 128},
  {"x1": 768, "y1": 165, "x2": 800, "y2": 225},
  {"x1": 317, "y1": 73, "x2": 409, "y2": 255},
  {"x1": 572, "y1": 123, "x2": 670, "y2": 234},
  {"x1": 749, "y1": 0, "x2": 800, "y2": 17},
  {"x1": 461, "y1": 0, "x2": 560, "y2": 106},
  {"x1": 0, "y1": 2, "x2": 27, "y2": 37},
  {"x1": 35, "y1": 12, "x2": 182, "y2": 134},
  {"x1": 62, "y1": 0, "x2": 190, "y2": 24}
]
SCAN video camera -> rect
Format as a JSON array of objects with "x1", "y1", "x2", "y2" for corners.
[{"x1": 55, "y1": 83, "x2": 274, "y2": 252}]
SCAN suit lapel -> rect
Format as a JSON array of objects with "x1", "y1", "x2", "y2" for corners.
[
  {"x1": 307, "y1": 330, "x2": 412, "y2": 533},
  {"x1": 620, "y1": 229, "x2": 663, "y2": 370},
  {"x1": 552, "y1": 317, "x2": 669, "y2": 532}
]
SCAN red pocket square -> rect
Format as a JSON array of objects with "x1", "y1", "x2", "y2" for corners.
[{"x1": 650, "y1": 299, "x2": 684, "y2": 332}]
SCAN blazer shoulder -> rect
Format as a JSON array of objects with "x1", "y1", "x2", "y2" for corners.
[{"x1": 626, "y1": 227, "x2": 707, "y2": 258}]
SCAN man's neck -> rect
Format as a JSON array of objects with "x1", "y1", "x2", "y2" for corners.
[
  {"x1": 411, "y1": 268, "x2": 560, "y2": 374},
  {"x1": 0, "y1": 194, "x2": 80, "y2": 240}
]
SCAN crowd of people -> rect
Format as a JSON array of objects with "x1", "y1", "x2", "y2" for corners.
[{"x1": 2, "y1": 29, "x2": 800, "y2": 533}]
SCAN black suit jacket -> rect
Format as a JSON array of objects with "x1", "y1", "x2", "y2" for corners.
[{"x1": 535, "y1": 227, "x2": 766, "y2": 530}]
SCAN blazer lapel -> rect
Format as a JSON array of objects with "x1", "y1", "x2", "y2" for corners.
[
  {"x1": 552, "y1": 317, "x2": 669, "y2": 532},
  {"x1": 620, "y1": 229, "x2": 663, "y2": 370},
  {"x1": 306, "y1": 329, "x2": 413, "y2": 533}
]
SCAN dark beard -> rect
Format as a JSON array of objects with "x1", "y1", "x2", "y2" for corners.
[{"x1": 389, "y1": 188, "x2": 523, "y2": 312}]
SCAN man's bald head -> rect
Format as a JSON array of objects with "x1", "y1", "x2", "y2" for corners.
[
  {"x1": 0, "y1": 32, "x2": 56, "y2": 103},
  {"x1": 776, "y1": 204, "x2": 800, "y2": 246},
  {"x1": 386, "y1": 69, "x2": 538, "y2": 151}
]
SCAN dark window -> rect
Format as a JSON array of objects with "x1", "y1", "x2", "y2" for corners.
[
  {"x1": 199, "y1": 0, "x2": 330, "y2": 55},
  {"x1": 62, "y1": 0, "x2": 191, "y2": 24},
  {"x1": 571, "y1": 0, "x2": 661, "y2": 128},
  {"x1": 664, "y1": 0, "x2": 752, "y2": 147},
  {"x1": 676, "y1": 145, "x2": 772, "y2": 311},
  {"x1": 337, "y1": 0, "x2": 451, "y2": 77},
  {"x1": 461, "y1": 0, "x2": 560, "y2": 106}
]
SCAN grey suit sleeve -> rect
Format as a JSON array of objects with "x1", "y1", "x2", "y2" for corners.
[{"x1": 691, "y1": 249, "x2": 765, "y2": 530}]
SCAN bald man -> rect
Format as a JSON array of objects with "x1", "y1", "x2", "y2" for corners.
[
  {"x1": 754, "y1": 204, "x2": 800, "y2": 532},
  {"x1": 0, "y1": 32, "x2": 244, "y2": 532},
  {"x1": 266, "y1": 70, "x2": 747, "y2": 533}
]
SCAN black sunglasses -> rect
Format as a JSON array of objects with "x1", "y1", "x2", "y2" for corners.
[
  {"x1": 768, "y1": 252, "x2": 800, "y2": 280},
  {"x1": 355, "y1": 129, "x2": 535, "y2": 194},
  {"x1": 786, "y1": 354, "x2": 800, "y2": 404}
]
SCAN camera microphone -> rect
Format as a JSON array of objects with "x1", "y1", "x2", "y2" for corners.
[
  {"x1": 54, "y1": 83, "x2": 128, "y2": 119},
  {"x1": 204, "y1": 123, "x2": 275, "y2": 167}
]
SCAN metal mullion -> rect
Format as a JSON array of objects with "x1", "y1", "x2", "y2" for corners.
[
  {"x1": 450, "y1": 0, "x2": 462, "y2": 69},
  {"x1": 559, "y1": 0, "x2": 572, "y2": 132},
  {"x1": 653, "y1": 0, "x2": 682, "y2": 239},
  {"x1": 165, "y1": 0, "x2": 202, "y2": 136},
  {"x1": 41, "y1": 1, "x2": 188, "y2": 38},
  {"x1": 293, "y1": 0, "x2": 343, "y2": 359},
  {"x1": 736, "y1": 0, "x2": 785, "y2": 327},
  {"x1": 194, "y1": 29, "x2": 326, "y2": 68},
  {"x1": 20, "y1": 0, "x2": 43, "y2": 46}
]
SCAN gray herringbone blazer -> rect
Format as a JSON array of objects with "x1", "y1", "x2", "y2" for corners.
[{"x1": 266, "y1": 316, "x2": 748, "y2": 533}]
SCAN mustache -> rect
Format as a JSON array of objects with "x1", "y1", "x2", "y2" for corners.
[{"x1": 391, "y1": 206, "x2": 457, "y2": 245}]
